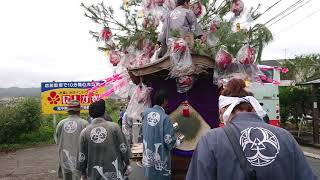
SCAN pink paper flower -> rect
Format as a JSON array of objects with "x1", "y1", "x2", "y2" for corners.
[
  {"x1": 281, "y1": 68, "x2": 289, "y2": 74},
  {"x1": 192, "y1": 2, "x2": 203, "y2": 18},
  {"x1": 237, "y1": 44, "x2": 255, "y2": 64},
  {"x1": 215, "y1": 48, "x2": 233, "y2": 69},
  {"x1": 109, "y1": 51, "x2": 121, "y2": 66},
  {"x1": 101, "y1": 27, "x2": 112, "y2": 41},
  {"x1": 178, "y1": 76, "x2": 193, "y2": 86},
  {"x1": 171, "y1": 39, "x2": 187, "y2": 53},
  {"x1": 210, "y1": 23, "x2": 218, "y2": 33}
]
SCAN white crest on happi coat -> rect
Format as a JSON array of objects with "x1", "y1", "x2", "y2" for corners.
[{"x1": 240, "y1": 127, "x2": 280, "y2": 167}]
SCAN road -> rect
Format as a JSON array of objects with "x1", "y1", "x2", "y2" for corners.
[{"x1": 0, "y1": 145, "x2": 319, "y2": 179}]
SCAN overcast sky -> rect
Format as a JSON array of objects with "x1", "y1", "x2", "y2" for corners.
[{"x1": 0, "y1": 0, "x2": 319, "y2": 88}]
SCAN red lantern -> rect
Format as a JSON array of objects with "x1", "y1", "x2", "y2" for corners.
[
  {"x1": 182, "y1": 101, "x2": 190, "y2": 117},
  {"x1": 101, "y1": 27, "x2": 112, "y2": 41}
]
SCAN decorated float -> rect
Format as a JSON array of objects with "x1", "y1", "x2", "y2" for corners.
[{"x1": 81, "y1": 0, "x2": 285, "y2": 179}]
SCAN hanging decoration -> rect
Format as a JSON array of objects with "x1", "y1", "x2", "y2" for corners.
[
  {"x1": 169, "y1": 38, "x2": 194, "y2": 78},
  {"x1": 191, "y1": 2, "x2": 203, "y2": 18},
  {"x1": 236, "y1": 44, "x2": 255, "y2": 64},
  {"x1": 215, "y1": 47, "x2": 233, "y2": 69},
  {"x1": 176, "y1": 75, "x2": 195, "y2": 93},
  {"x1": 126, "y1": 83, "x2": 153, "y2": 120},
  {"x1": 108, "y1": 50, "x2": 121, "y2": 66},
  {"x1": 100, "y1": 27, "x2": 112, "y2": 41},
  {"x1": 182, "y1": 101, "x2": 190, "y2": 117}
]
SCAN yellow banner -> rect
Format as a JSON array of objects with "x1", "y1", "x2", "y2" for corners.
[{"x1": 41, "y1": 81, "x2": 105, "y2": 114}]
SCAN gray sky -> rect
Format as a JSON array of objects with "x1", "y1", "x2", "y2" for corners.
[{"x1": 0, "y1": 0, "x2": 319, "y2": 88}]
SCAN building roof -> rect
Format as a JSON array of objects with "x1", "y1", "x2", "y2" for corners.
[
  {"x1": 260, "y1": 59, "x2": 286, "y2": 67},
  {"x1": 298, "y1": 79, "x2": 320, "y2": 85}
]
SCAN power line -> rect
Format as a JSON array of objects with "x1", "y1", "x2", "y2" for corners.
[
  {"x1": 268, "y1": 0, "x2": 312, "y2": 27},
  {"x1": 275, "y1": 8, "x2": 320, "y2": 35},
  {"x1": 264, "y1": 0, "x2": 306, "y2": 25},
  {"x1": 256, "y1": 0, "x2": 283, "y2": 20}
]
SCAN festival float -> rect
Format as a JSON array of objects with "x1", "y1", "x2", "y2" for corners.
[{"x1": 81, "y1": 0, "x2": 282, "y2": 179}]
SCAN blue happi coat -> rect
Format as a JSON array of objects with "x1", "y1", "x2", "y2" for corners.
[
  {"x1": 186, "y1": 112, "x2": 317, "y2": 180},
  {"x1": 142, "y1": 105, "x2": 177, "y2": 180}
]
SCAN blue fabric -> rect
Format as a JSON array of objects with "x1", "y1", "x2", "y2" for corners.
[
  {"x1": 146, "y1": 75, "x2": 219, "y2": 156},
  {"x1": 186, "y1": 112, "x2": 317, "y2": 180},
  {"x1": 142, "y1": 105, "x2": 177, "y2": 180}
]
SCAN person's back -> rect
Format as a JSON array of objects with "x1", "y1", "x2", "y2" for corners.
[
  {"x1": 55, "y1": 100, "x2": 88, "y2": 180},
  {"x1": 79, "y1": 119, "x2": 130, "y2": 179},
  {"x1": 169, "y1": 6, "x2": 200, "y2": 35},
  {"x1": 141, "y1": 89, "x2": 178, "y2": 180},
  {"x1": 187, "y1": 112, "x2": 316, "y2": 180},
  {"x1": 78, "y1": 99, "x2": 131, "y2": 180},
  {"x1": 157, "y1": 0, "x2": 203, "y2": 56},
  {"x1": 186, "y1": 79, "x2": 316, "y2": 180}
]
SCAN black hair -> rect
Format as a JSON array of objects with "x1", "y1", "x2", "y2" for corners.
[
  {"x1": 89, "y1": 99, "x2": 106, "y2": 118},
  {"x1": 68, "y1": 110, "x2": 80, "y2": 115},
  {"x1": 177, "y1": 0, "x2": 190, "y2": 6},
  {"x1": 153, "y1": 89, "x2": 169, "y2": 106}
]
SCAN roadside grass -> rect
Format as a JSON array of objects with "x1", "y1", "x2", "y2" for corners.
[
  {"x1": 0, "y1": 115, "x2": 57, "y2": 152},
  {"x1": 0, "y1": 113, "x2": 119, "y2": 152},
  {"x1": 0, "y1": 98, "x2": 122, "y2": 152}
]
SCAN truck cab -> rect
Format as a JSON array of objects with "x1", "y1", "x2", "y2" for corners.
[{"x1": 251, "y1": 65, "x2": 281, "y2": 127}]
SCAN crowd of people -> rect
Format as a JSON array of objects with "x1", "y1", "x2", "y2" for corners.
[
  {"x1": 55, "y1": 78, "x2": 317, "y2": 180},
  {"x1": 55, "y1": 99, "x2": 131, "y2": 180}
]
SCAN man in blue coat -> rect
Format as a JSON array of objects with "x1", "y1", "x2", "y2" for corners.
[
  {"x1": 186, "y1": 78, "x2": 317, "y2": 180},
  {"x1": 142, "y1": 90, "x2": 180, "y2": 180}
]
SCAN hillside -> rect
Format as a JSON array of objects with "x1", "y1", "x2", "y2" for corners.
[{"x1": 0, "y1": 87, "x2": 40, "y2": 98}]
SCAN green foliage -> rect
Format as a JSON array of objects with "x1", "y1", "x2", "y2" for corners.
[
  {"x1": 251, "y1": 24, "x2": 273, "y2": 63},
  {"x1": 0, "y1": 112, "x2": 55, "y2": 152},
  {"x1": 105, "y1": 99, "x2": 121, "y2": 122},
  {"x1": 281, "y1": 54, "x2": 320, "y2": 83},
  {"x1": 215, "y1": 22, "x2": 247, "y2": 56},
  {"x1": 82, "y1": 0, "x2": 273, "y2": 61},
  {"x1": 279, "y1": 86, "x2": 312, "y2": 123},
  {"x1": 0, "y1": 98, "x2": 123, "y2": 151},
  {"x1": 0, "y1": 98, "x2": 41, "y2": 144}
]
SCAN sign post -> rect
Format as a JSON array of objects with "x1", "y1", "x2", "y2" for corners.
[
  {"x1": 53, "y1": 114, "x2": 57, "y2": 143},
  {"x1": 311, "y1": 84, "x2": 319, "y2": 144},
  {"x1": 53, "y1": 114, "x2": 57, "y2": 128}
]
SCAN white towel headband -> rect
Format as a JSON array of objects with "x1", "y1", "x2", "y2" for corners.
[{"x1": 219, "y1": 95, "x2": 267, "y2": 123}]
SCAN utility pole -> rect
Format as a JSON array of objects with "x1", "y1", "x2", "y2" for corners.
[{"x1": 282, "y1": 48, "x2": 287, "y2": 60}]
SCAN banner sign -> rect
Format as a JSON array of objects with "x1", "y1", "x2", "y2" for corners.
[{"x1": 41, "y1": 81, "x2": 105, "y2": 114}]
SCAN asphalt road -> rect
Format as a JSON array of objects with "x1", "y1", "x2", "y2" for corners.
[
  {"x1": 307, "y1": 157, "x2": 320, "y2": 178},
  {"x1": 0, "y1": 145, "x2": 319, "y2": 179}
]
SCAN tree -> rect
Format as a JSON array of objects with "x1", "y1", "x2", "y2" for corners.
[
  {"x1": 251, "y1": 24, "x2": 273, "y2": 64},
  {"x1": 281, "y1": 54, "x2": 320, "y2": 83},
  {"x1": 81, "y1": 0, "x2": 273, "y2": 61}
]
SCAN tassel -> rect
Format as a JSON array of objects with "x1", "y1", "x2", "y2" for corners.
[{"x1": 182, "y1": 101, "x2": 190, "y2": 117}]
